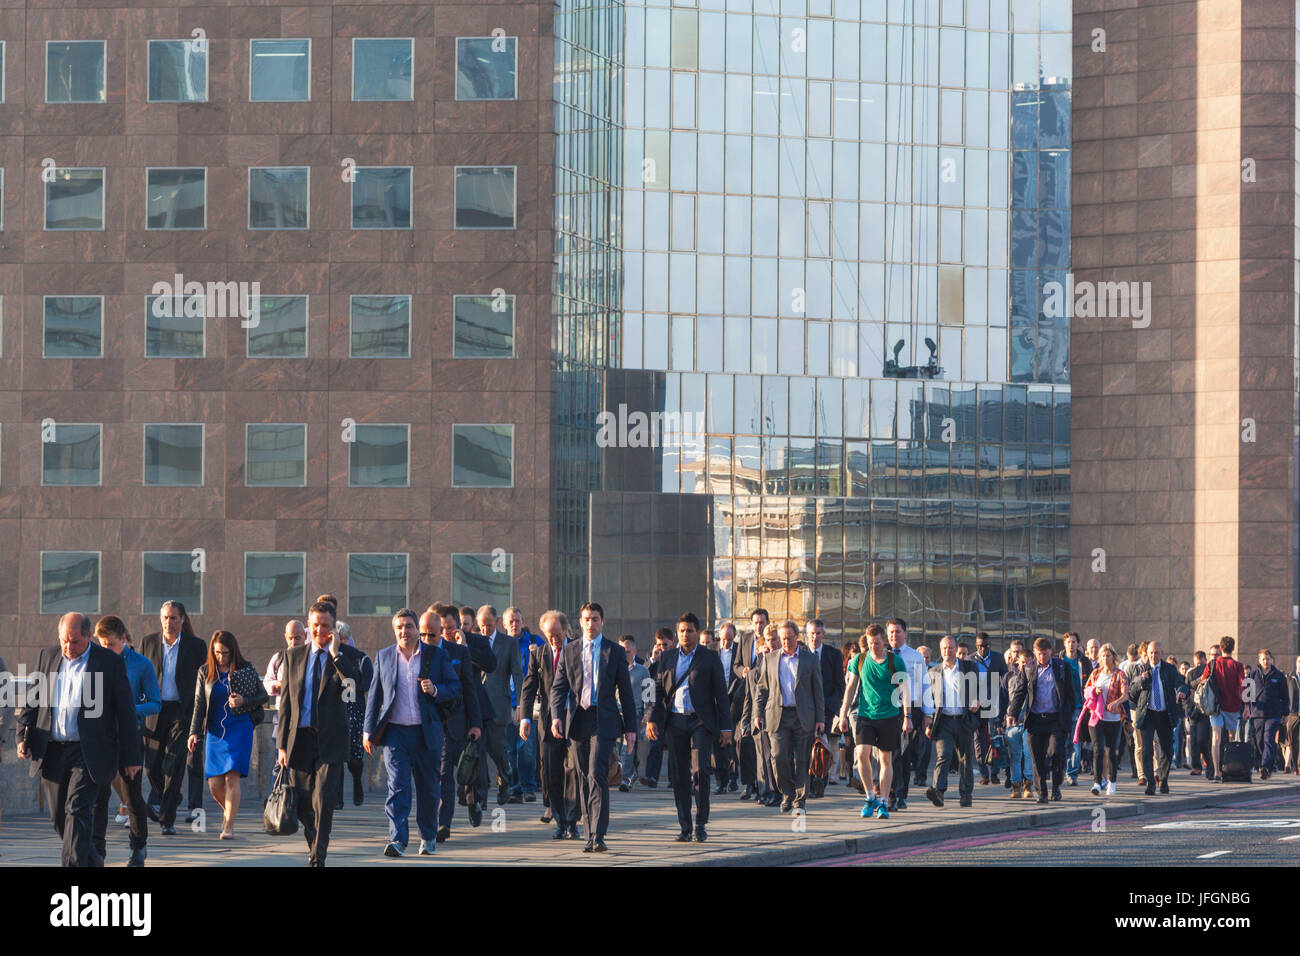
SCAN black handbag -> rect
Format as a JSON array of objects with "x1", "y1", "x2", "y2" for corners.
[
  {"x1": 455, "y1": 738, "x2": 481, "y2": 788},
  {"x1": 263, "y1": 765, "x2": 298, "y2": 835}
]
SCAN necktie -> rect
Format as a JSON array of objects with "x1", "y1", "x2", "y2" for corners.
[
  {"x1": 310, "y1": 651, "x2": 324, "y2": 728},
  {"x1": 1152, "y1": 665, "x2": 1163, "y2": 710},
  {"x1": 582, "y1": 641, "x2": 594, "y2": 708},
  {"x1": 553, "y1": 647, "x2": 559, "y2": 679}
]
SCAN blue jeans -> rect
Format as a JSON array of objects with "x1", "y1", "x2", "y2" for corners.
[
  {"x1": 1005, "y1": 724, "x2": 1033, "y2": 783},
  {"x1": 513, "y1": 727, "x2": 540, "y2": 794},
  {"x1": 1066, "y1": 708, "x2": 1082, "y2": 779}
]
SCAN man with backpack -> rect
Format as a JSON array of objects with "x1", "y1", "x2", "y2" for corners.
[{"x1": 1195, "y1": 636, "x2": 1246, "y2": 782}]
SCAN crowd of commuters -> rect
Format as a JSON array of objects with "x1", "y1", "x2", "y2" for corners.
[{"x1": 8, "y1": 596, "x2": 1300, "y2": 866}]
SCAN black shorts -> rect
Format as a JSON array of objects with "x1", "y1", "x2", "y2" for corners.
[{"x1": 854, "y1": 714, "x2": 902, "y2": 752}]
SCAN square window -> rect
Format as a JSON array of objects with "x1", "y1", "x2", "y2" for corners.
[
  {"x1": 352, "y1": 38, "x2": 413, "y2": 101},
  {"x1": 42, "y1": 423, "x2": 102, "y2": 486},
  {"x1": 45, "y1": 168, "x2": 105, "y2": 230},
  {"x1": 47, "y1": 41, "x2": 106, "y2": 103},
  {"x1": 454, "y1": 166, "x2": 516, "y2": 229},
  {"x1": 451, "y1": 552, "x2": 513, "y2": 609},
  {"x1": 249, "y1": 167, "x2": 309, "y2": 229},
  {"x1": 147, "y1": 167, "x2": 206, "y2": 229},
  {"x1": 145, "y1": 294, "x2": 204, "y2": 357},
  {"x1": 44, "y1": 296, "x2": 103, "y2": 358},
  {"x1": 347, "y1": 553, "x2": 408, "y2": 616},
  {"x1": 250, "y1": 39, "x2": 310, "y2": 102},
  {"x1": 245, "y1": 552, "x2": 306, "y2": 616},
  {"x1": 41, "y1": 551, "x2": 100, "y2": 613},
  {"x1": 148, "y1": 39, "x2": 208, "y2": 102},
  {"x1": 349, "y1": 424, "x2": 409, "y2": 487},
  {"x1": 452, "y1": 424, "x2": 513, "y2": 487},
  {"x1": 245, "y1": 423, "x2": 306, "y2": 486},
  {"x1": 452, "y1": 294, "x2": 514, "y2": 358},
  {"x1": 456, "y1": 37, "x2": 517, "y2": 100},
  {"x1": 247, "y1": 295, "x2": 307, "y2": 357},
  {"x1": 351, "y1": 167, "x2": 412, "y2": 229},
  {"x1": 142, "y1": 551, "x2": 203, "y2": 614},
  {"x1": 350, "y1": 295, "x2": 410, "y2": 358},
  {"x1": 144, "y1": 423, "x2": 204, "y2": 486}
]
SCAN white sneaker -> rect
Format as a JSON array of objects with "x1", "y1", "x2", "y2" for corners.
[
  {"x1": 1089, "y1": 783, "x2": 1101, "y2": 795},
  {"x1": 1106, "y1": 781, "x2": 1117, "y2": 796},
  {"x1": 113, "y1": 811, "x2": 129, "y2": 825}
]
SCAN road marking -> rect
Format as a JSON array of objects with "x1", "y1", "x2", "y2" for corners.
[
  {"x1": 1197, "y1": 850, "x2": 1232, "y2": 859},
  {"x1": 1279, "y1": 834, "x2": 1300, "y2": 842},
  {"x1": 1145, "y1": 819, "x2": 1300, "y2": 830}
]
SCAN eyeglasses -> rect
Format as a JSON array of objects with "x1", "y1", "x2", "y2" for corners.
[{"x1": 418, "y1": 631, "x2": 437, "y2": 637}]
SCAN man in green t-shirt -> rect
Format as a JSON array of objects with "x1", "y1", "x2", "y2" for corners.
[{"x1": 833, "y1": 623, "x2": 911, "y2": 819}]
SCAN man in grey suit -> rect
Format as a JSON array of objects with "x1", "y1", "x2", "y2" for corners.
[
  {"x1": 924, "y1": 635, "x2": 982, "y2": 808},
  {"x1": 477, "y1": 605, "x2": 524, "y2": 806},
  {"x1": 755, "y1": 620, "x2": 824, "y2": 812}
]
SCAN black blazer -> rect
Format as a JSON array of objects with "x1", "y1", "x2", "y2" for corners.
[
  {"x1": 19, "y1": 643, "x2": 142, "y2": 786},
  {"x1": 647, "y1": 645, "x2": 732, "y2": 737},
  {"x1": 550, "y1": 636, "x2": 638, "y2": 741},
  {"x1": 521, "y1": 642, "x2": 565, "y2": 739},
  {"x1": 814, "y1": 645, "x2": 845, "y2": 727},
  {"x1": 189, "y1": 663, "x2": 269, "y2": 737},
  {"x1": 140, "y1": 631, "x2": 207, "y2": 732},
  {"x1": 1010, "y1": 657, "x2": 1076, "y2": 734},
  {"x1": 1128, "y1": 660, "x2": 1182, "y2": 728},
  {"x1": 275, "y1": 642, "x2": 362, "y2": 766},
  {"x1": 1287, "y1": 672, "x2": 1300, "y2": 715},
  {"x1": 437, "y1": 639, "x2": 482, "y2": 742},
  {"x1": 464, "y1": 631, "x2": 498, "y2": 725}
]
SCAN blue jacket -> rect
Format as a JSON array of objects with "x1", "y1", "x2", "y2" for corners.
[
  {"x1": 123, "y1": 646, "x2": 161, "y2": 730},
  {"x1": 364, "y1": 642, "x2": 461, "y2": 753}
]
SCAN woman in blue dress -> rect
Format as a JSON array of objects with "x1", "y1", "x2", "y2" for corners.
[{"x1": 189, "y1": 631, "x2": 267, "y2": 839}]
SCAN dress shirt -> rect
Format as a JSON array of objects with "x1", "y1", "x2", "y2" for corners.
[
  {"x1": 1150, "y1": 662, "x2": 1164, "y2": 712},
  {"x1": 390, "y1": 644, "x2": 423, "y2": 726},
  {"x1": 1032, "y1": 662, "x2": 1059, "y2": 714},
  {"x1": 581, "y1": 635, "x2": 601, "y2": 708},
  {"x1": 672, "y1": 647, "x2": 696, "y2": 715},
  {"x1": 941, "y1": 662, "x2": 963, "y2": 715},
  {"x1": 719, "y1": 645, "x2": 733, "y2": 681},
  {"x1": 160, "y1": 636, "x2": 180, "y2": 701},
  {"x1": 300, "y1": 644, "x2": 329, "y2": 728},
  {"x1": 52, "y1": 645, "x2": 92, "y2": 742},
  {"x1": 778, "y1": 650, "x2": 799, "y2": 707},
  {"x1": 894, "y1": 644, "x2": 934, "y2": 715}
]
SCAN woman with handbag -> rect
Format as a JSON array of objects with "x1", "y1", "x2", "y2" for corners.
[
  {"x1": 1082, "y1": 644, "x2": 1129, "y2": 796},
  {"x1": 188, "y1": 631, "x2": 268, "y2": 839}
]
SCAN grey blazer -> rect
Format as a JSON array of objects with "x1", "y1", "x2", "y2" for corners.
[
  {"x1": 480, "y1": 630, "x2": 524, "y2": 726},
  {"x1": 754, "y1": 647, "x2": 825, "y2": 734}
]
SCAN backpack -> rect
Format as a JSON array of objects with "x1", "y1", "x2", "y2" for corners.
[{"x1": 1193, "y1": 665, "x2": 1220, "y2": 718}]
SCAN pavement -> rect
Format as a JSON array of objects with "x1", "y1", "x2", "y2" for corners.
[{"x1": 2, "y1": 768, "x2": 1297, "y2": 867}]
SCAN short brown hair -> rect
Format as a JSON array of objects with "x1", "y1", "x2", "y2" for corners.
[
  {"x1": 1219, "y1": 635, "x2": 1235, "y2": 654},
  {"x1": 1033, "y1": 637, "x2": 1052, "y2": 652},
  {"x1": 308, "y1": 601, "x2": 337, "y2": 622}
]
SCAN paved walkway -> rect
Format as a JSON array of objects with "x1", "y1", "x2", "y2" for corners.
[{"x1": 4, "y1": 770, "x2": 1296, "y2": 866}]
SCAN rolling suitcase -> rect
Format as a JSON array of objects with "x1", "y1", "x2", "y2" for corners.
[{"x1": 1220, "y1": 740, "x2": 1253, "y2": 782}]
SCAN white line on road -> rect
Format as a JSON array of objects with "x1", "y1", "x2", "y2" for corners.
[
  {"x1": 1279, "y1": 835, "x2": 1300, "y2": 842},
  {"x1": 1197, "y1": 850, "x2": 1232, "y2": 859}
]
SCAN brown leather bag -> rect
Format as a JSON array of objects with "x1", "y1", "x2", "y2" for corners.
[
  {"x1": 809, "y1": 738, "x2": 832, "y2": 778},
  {"x1": 607, "y1": 751, "x2": 623, "y2": 786}
]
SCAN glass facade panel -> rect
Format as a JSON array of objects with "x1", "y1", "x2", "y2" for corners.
[
  {"x1": 146, "y1": 167, "x2": 206, "y2": 229},
  {"x1": 451, "y1": 553, "x2": 514, "y2": 609},
  {"x1": 249, "y1": 167, "x2": 308, "y2": 229},
  {"x1": 457, "y1": 37, "x2": 517, "y2": 100},
  {"x1": 455, "y1": 166, "x2": 516, "y2": 228},
  {"x1": 453, "y1": 424, "x2": 514, "y2": 486},
  {"x1": 348, "y1": 424, "x2": 409, "y2": 487},
  {"x1": 351, "y1": 167, "x2": 412, "y2": 229},
  {"x1": 45, "y1": 168, "x2": 104, "y2": 230},
  {"x1": 43, "y1": 424, "x2": 101, "y2": 486},
  {"x1": 144, "y1": 424, "x2": 203, "y2": 486},
  {"x1": 148, "y1": 40, "x2": 207, "y2": 102},
  {"x1": 47, "y1": 41, "x2": 105, "y2": 103},
  {"x1": 44, "y1": 296, "x2": 102, "y2": 357},
  {"x1": 245, "y1": 552, "x2": 305, "y2": 616},
  {"x1": 247, "y1": 295, "x2": 307, "y2": 358},
  {"x1": 250, "y1": 39, "x2": 310, "y2": 101},
  {"x1": 245, "y1": 424, "x2": 306, "y2": 487},
  {"x1": 145, "y1": 295, "x2": 204, "y2": 357},
  {"x1": 353, "y1": 38, "x2": 413, "y2": 101},
  {"x1": 41, "y1": 552, "x2": 100, "y2": 613},
  {"x1": 350, "y1": 295, "x2": 410, "y2": 358},
  {"x1": 142, "y1": 552, "x2": 203, "y2": 614},
  {"x1": 347, "y1": 553, "x2": 408, "y2": 616}
]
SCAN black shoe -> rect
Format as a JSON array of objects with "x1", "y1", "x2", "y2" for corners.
[
  {"x1": 765, "y1": 791, "x2": 781, "y2": 807},
  {"x1": 524, "y1": 792, "x2": 537, "y2": 802},
  {"x1": 990, "y1": 772, "x2": 1000, "y2": 785},
  {"x1": 1035, "y1": 793, "x2": 1049, "y2": 804},
  {"x1": 583, "y1": 839, "x2": 595, "y2": 853},
  {"x1": 728, "y1": 781, "x2": 738, "y2": 792},
  {"x1": 435, "y1": 826, "x2": 450, "y2": 843},
  {"x1": 1159, "y1": 780, "x2": 1170, "y2": 794},
  {"x1": 383, "y1": 841, "x2": 405, "y2": 858},
  {"x1": 554, "y1": 825, "x2": 568, "y2": 840},
  {"x1": 1144, "y1": 783, "x2": 1155, "y2": 796},
  {"x1": 353, "y1": 776, "x2": 364, "y2": 806},
  {"x1": 468, "y1": 805, "x2": 483, "y2": 828},
  {"x1": 593, "y1": 837, "x2": 607, "y2": 853},
  {"x1": 739, "y1": 785, "x2": 754, "y2": 801},
  {"x1": 713, "y1": 784, "x2": 726, "y2": 795},
  {"x1": 497, "y1": 788, "x2": 509, "y2": 806},
  {"x1": 645, "y1": 779, "x2": 658, "y2": 789},
  {"x1": 1051, "y1": 788, "x2": 1062, "y2": 801},
  {"x1": 618, "y1": 783, "x2": 629, "y2": 792},
  {"x1": 887, "y1": 796, "x2": 898, "y2": 812},
  {"x1": 958, "y1": 795, "x2": 972, "y2": 808},
  {"x1": 128, "y1": 848, "x2": 146, "y2": 867},
  {"x1": 540, "y1": 810, "x2": 552, "y2": 824},
  {"x1": 1004, "y1": 777, "x2": 1013, "y2": 789},
  {"x1": 695, "y1": 826, "x2": 708, "y2": 842},
  {"x1": 161, "y1": 824, "x2": 177, "y2": 835},
  {"x1": 896, "y1": 798, "x2": 907, "y2": 810},
  {"x1": 925, "y1": 786, "x2": 944, "y2": 808},
  {"x1": 675, "y1": 829, "x2": 693, "y2": 842},
  {"x1": 566, "y1": 824, "x2": 580, "y2": 840},
  {"x1": 780, "y1": 797, "x2": 794, "y2": 813},
  {"x1": 336, "y1": 797, "x2": 344, "y2": 811},
  {"x1": 146, "y1": 804, "x2": 161, "y2": 823}
]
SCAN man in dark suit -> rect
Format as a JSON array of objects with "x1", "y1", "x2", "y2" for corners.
[
  {"x1": 804, "y1": 619, "x2": 843, "y2": 794},
  {"x1": 549, "y1": 601, "x2": 637, "y2": 853},
  {"x1": 924, "y1": 636, "x2": 982, "y2": 808},
  {"x1": 421, "y1": 605, "x2": 482, "y2": 843},
  {"x1": 17, "y1": 612, "x2": 143, "y2": 867},
  {"x1": 1128, "y1": 638, "x2": 1182, "y2": 795},
  {"x1": 276, "y1": 601, "x2": 363, "y2": 866},
  {"x1": 477, "y1": 605, "x2": 524, "y2": 806},
  {"x1": 647, "y1": 612, "x2": 732, "y2": 842},
  {"x1": 459, "y1": 614, "x2": 497, "y2": 824},
  {"x1": 521, "y1": 609, "x2": 581, "y2": 839},
  {"x1": 1008, "y1": 636, "x2": 1077, "y2": 804},
  {"x1": 364, "y1": 608, "x2": 461, "y2": 857},
  {"x1": 971, "y1": 631, "x2": 1008, "y2": 785},
  {"x1": 139, "y1": 601, "x2": 206, "y2": 834},
  {"x1": 640, "y1": 627, "x2": 675, "y2": 788},
  {"x1": 755, "y1": 620, "x2": 824, "y2": 813},
  {"x1": 712, "y1": 621, "x2": 742, "y2": 794},
  {"x1": 741, "y1": 627, "x2": 781, "y2": 805}
]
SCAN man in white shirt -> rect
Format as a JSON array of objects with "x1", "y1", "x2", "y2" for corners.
[{"x1": 886, "y1": 617, "x2": 934, "y2": 812}]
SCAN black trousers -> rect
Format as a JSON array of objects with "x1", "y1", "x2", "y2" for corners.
[
  {"x1": 187, "y1": 745, "x2": 205, "y2": 810},
  {"x1": 1284, "y1": 715, "x2": 1300, "y2": 772},
  {"x1": 288, "y1": 729, "x2": 343, "y2": 865},
  {"x1": 1090, "y1": 720, "x2": 1123, "y2": 784},
  {"x1": 1252, "y1": 717, "x2": 1283, "y2": 771},
  {"x1": 93, "y1": 756, "x2": 149, "y2": 856},
  {"x1": 480, "y1": 720, "x2": 514, "y2": 797},
  {"x1": 1027, "y1": 711, "x2": 1066, "y2": 795},
  {"x1": 540, "y1": 732, "x2": 580, "y2": 825},
  {"x1": 1189, "y1": 714, "x2": 1213, "y2": 772},
  {"x1": 1139, "y1": 710, "x2": 1174, "y2": 784},
  {"x1": 570, "y1": 707, "x2": 615, "y2": 838},
  {"x1": 439, "y1": 733, "x2": 469, "y2": 829},
  {"x1": 890, "y1": 706, "x2": 923, "y2": 801},
  {"x1": 666, "y1": 713, "x2": 713, "y2": 829},
  {"x1": 736, "y1": 731, "x2": 758, "y2": 786},
  {"x1": 42, "y1": 742, "x2": 107, "y2": 867},
  {"x1": 147, "y1": 701, "x2": 191, "y2": 826},
  {"x1": 973, "y1": 719, "x2": 994, "y2": 779}
]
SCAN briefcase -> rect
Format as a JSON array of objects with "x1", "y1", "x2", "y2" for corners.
[
  {"x1": 607, "y1": 751, "x2": 622, "y2": 786},
  {"x1": 263, "y1": 766, "x2": 298, "y2": 836},
  {"x1": 456, "y1": 739, "x2": 481, "y2": 788},
  {"x1": 1221, "y1": 741, "x2": 1253, "y2": 783}
]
